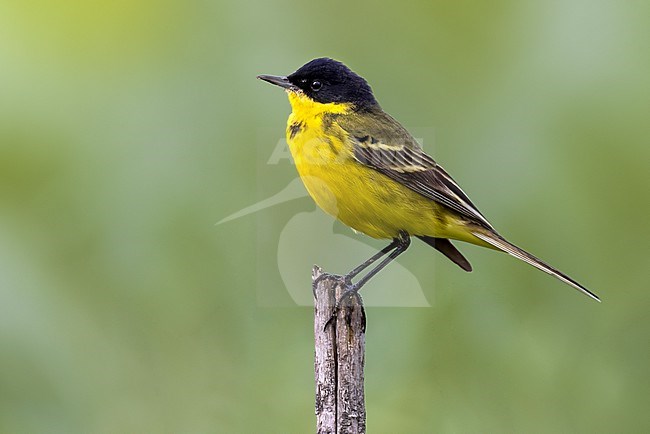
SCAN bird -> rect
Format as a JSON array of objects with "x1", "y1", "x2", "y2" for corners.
[{"x1": 257, "y1": 57, "x2": 599, "y2": 302}]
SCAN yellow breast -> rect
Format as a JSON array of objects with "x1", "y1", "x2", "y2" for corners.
[{"x1": 283, "y1": 91, "x2": 474, "y2": 242}]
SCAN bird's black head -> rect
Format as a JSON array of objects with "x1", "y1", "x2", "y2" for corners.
[{"x1": 258, "y1": 58, "x2": 378, "y2": 109}]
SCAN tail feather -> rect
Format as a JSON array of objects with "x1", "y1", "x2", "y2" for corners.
[
  {"x1": 417, "y1": 236, "x2": 472, "y2": 272},
  {"x1": 472, "y1": 231, "x2": 600, "y2": 302}
]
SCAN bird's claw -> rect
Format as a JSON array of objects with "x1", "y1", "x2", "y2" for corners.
[
  {"x1": 312, "y1": 272, "x2": 345, "y2": 297},
  {"x1": 323, "y1": 282, "x2": 360, "y2": 331}
]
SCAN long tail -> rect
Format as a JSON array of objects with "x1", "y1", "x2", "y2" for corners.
[{"x1": 472, "y1": 231, "x2": 600, "y2": 302}]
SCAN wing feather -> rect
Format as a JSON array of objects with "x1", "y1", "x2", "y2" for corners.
[{"x1": 350, "y1": 129, "x2": 494, "y2": 229}]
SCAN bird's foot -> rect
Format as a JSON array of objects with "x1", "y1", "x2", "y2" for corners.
[
  {"x1": 312, "y1": 272, "x2": 346, "y2": 298},
  {"x1": 323, "y1": 277, "x2": 360, "y2": 331}
]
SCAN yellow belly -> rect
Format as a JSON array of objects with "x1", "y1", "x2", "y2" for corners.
[
  {"x1": 286, "y1": 114, "x2": 475, "y2": 243},
  {"x1": 297, "y1": 161, "x2": 447, "y2": 239}
]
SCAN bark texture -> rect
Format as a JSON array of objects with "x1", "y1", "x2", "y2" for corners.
[{"x1": 313, "y1": 266, "x2": 366, "y2": 434}]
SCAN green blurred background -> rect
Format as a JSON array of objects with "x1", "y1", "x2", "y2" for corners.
[{"x1": 1, "y1": 0, "x2": 648, "y2": 432}]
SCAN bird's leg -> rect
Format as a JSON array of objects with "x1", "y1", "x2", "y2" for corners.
[
  {"x1": 345, "y1": 231, "x2": 411, "y2": 294},
  {"x1": 314, "y1": 237, "x2": 399, "y2": 297},
  {"x1": 325, "y1": 232, "x2": 411, "y2": 329},
  {"x1": 343, "y1": 237, "x2": 401, "y2": 282}
]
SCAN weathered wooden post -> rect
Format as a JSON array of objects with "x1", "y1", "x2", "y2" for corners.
[{"x1": 313, "y1": 266, "x2": 366, "y2": 434}]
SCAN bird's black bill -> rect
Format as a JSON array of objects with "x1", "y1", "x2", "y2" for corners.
[{"x1": 257, "y1": 74, "x2": 293, "y2": 89}]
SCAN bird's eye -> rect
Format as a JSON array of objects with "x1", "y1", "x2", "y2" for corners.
[{"x1": 310, "y1": 80, "x2": 322, "y2": 91}]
